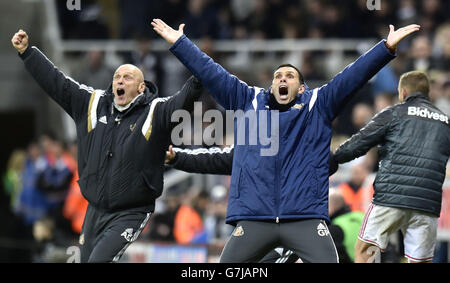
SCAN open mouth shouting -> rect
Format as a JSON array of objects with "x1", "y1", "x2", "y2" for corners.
[
  {"x1": 279, "y1": 85, "x2": 289, "y2": 101},
  {"x1": 117, "y1": 88, "x2": 125, "y2": 96}
]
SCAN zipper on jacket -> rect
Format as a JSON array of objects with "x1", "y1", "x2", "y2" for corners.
[
  {"x1": 104, "y1": 116, "x2": 120, "y2": 208},
  {"x1": 274, "y1": 146, "x2": 281, "y2": 224}
]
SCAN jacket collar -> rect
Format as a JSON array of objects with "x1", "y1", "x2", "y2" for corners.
[
  {"x1": 265, "y1": 83, "x2": 311, "y2": 112},
  {"x1": 105, "y1": 80, "x2": 159, "y2": 105},
  {"x1": 405, "y1": 92, "x2": 430, "y2": 102},
  {"x1": 105, "y1": 80, "x2": 159, "y2": 116}
]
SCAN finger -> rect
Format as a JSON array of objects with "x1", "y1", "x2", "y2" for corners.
[
  {"x1": 400, "y1": 25, "x2": 421, "y2": 33},
  {"x1": 403, "y1": 24, "x2": 420, "y2": 29},
  {"x1": 179, "y1": 24, "x2": 185, "y2": 33},
  {"x1": 169, "y1": 145, "x2": 173, "y2": 153},
  {"x1": 151, "y1": 23, "x2": 161, "y2": 31},
  {"x1": 151, "y1": 19, "x2": 162, "y2": 28},
  {"x1": 155, "y1": 19, "x2": 166, "y2": 27},
  {"x1": 151, "y1": 21, "x2": 162, "y2": 30},
  {"x1": 401, "y1": 26, "x2": 421, "y2": 35},
  {"x1": 389, "y1": 24, "x2": 395, "y2": 33}
]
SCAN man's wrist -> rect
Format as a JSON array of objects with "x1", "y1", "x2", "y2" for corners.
[
  {"x1": 384, "y1": 41, "x2": 396, "y2": 54},
  {"x1": 18, "y1": 46, "x2": 32, "y2": 59}
]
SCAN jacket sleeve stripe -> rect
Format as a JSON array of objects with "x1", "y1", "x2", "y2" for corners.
[
  {"x1": 252, "y1": 87, "x2": 263, "y2": 110},
  {"x1": 87, "y1": 90, "x2": 102, "y2": 132},
  {"x1": 32, "y1": 47, "x2": 95, "y2": 94},
  {"x1": 142, "y1": 97, "x2": 171, "y2": 140},
  {"x1": 173, "y1": 145, "x2": 234, "y2": 155},
  {"x1": 309, "y1": 88, "x2": 319, "y2": 112}
]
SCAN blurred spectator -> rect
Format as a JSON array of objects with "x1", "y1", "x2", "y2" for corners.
[
  {"x1": 3, "y1": 150, "x2": 26, "y2": 212},
  {"x1": 329, "y1": 189, "x2": 364, "y2": 262},
  {"x1": 405, "y1": 35, "x2": 438, "y2": 73},
  {"x1": 17, "y1": 141, "x2": 48, "y2": 226},
  {"x1": 36, "y1": 140, "x2": 73, "y2": 211},
  {"x1": 118, "y1": 0, "x2": 153, "y2": 39},
  {"x1": 62, "y1": 142, "x2": 88, "y2": 235},
  {"x1": 338, "y1": 162, "x2": 373, "y2": 212},
  {"x1": 203, "y1": 185, "x2": 232, "y2": 243},
  {"x1": 245, "y1": 0, "x2": 280, "y2": 39},
  {"x1": 435, "y1": 81, "x2": 450, "y2": 116},
  {"x1": 57, "y1": 0, "x2": 110, "y2": 39},
  {"x1": 371, "y1": 65, "x2": 399, "y2": 96},
  {"x1": 39, "y1": 133, "x2": 56, "y2": 164},
  {"x1": 352, "y1": 103, "x2": 374, "y2": 131},
  {"x1": 75, "y1": 50, "x2": 114, "y2": 90},
  {"x1": 432, "y1": 23, "x2": 450, "y2": 72},
  {"x1": 397, "y1": 0, "x2": 418, "y2": 26},
  {"x1": 421, "y1": 0, "x2": 447, "y2": 31},
  {"x1": 34, "y1": 139, "x2": 77, "y2": 247},
  {"x1": 123, "y1": 36, "x2": 162, "y2": 86},
  {"x1": 147, "y1": 192, "x2": 180, "y2": 243},
  {"x1": 374, "y1": 92, "x2": 397, "y2": 113},
  {"x1": 173, "y1": 188, "x2": 208, "y2": 245},
  {"x1": 183, "y1": 0, "x2": 220, "y2": 39}
]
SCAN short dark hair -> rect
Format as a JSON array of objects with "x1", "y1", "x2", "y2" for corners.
[{"x1": 274, "y1": 64, "x2": 305, "y2": 84}]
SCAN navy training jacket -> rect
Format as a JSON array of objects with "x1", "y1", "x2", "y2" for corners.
[{"x1": 170, "y1": 35, "x2": 396, "y2": 224}]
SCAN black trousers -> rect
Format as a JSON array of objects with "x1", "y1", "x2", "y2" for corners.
[
  {"x1": 220, "y1": 219, "x2": 339, "y2": 263},
  {"x1": 79, "y1": 204, "x2": 151, "y2": 263}
]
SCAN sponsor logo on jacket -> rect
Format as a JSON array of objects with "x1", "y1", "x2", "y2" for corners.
[{"x1": 408, "y1": 107, "x2": 449, "y2": 124}]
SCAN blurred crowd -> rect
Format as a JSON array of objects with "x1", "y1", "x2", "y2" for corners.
[
  {"x1": 59, "y1": 0, "x2": 450, "y2": 135},
  {"x1": 57, "y1": 0, "x2": 450, "y2": 40},
  {"x1": 1, "y1": 134, "x2": 84, "y2": 262},
  {"x1": 1, "y1": 0, "x2": 449, "y2": 262}
]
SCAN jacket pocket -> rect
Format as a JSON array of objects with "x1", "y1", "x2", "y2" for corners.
[
  {"x1": 140, "y1": 171, "x2": 161, "y2": 199},
  {"x1": 230, "y1": 167, "x2": 242, "y2": 199},
  {"x1": 77, "y1": 172, "x2": 101, "y2": 206}
]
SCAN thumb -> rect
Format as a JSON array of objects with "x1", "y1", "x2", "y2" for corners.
[
  {"x1": 169, "y1": 145, "x2": 173, "y2": 154},
  {"x1": 389, "y1": 25, "x2": 395, "y2": 34},
  {"x1": 178, "y1": 24, "x2": 185, "y2": 33}
]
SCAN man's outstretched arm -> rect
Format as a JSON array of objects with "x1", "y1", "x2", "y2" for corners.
[
  {"x1": 12, "y1": 30, "x2": 94, "y2": 120},
  {"x1": 334, "y1": 107, "x2": 394, "y2": 164},
  {"x1": 165, "y1": 145, "x2": 234, "y2": 175},
  {"x1": 309, "y1": 25, "x2": 420, "y2": 122},
  {"x1": 158, "y1": 76, "x2": 204, "y2": 131},
  {"x1": 151, "y1": 19, "x2": 257, "y2": 111}
]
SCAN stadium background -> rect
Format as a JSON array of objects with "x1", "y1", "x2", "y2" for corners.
[{"x1": 0, "y1": 0, "x2": 449, "y2": 263}]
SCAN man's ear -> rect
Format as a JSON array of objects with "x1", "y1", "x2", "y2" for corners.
[
  {"x1": 139, "y1": 82, "x2": 146, "y2": 93},
  {"x1": 400, "y1": 87, "x2": 409, "y2": 101},
  {"x1": 298, "y1": 84, "x2": 306, "y2": 94}
]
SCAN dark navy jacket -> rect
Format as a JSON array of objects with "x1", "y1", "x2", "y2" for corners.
[{"x1": 170, "y1": 35, "x2": 396, "y2": 224}]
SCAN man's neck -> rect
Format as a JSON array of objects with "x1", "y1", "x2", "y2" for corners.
[
  {"x1": 114, "y1": 93, "x2": 143, "y2": 112},
  {"x1": 269, "y1": 94, "x2": 296, "y2": 112}
]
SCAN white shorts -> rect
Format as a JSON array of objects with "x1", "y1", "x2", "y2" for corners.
[{"x1": 359, "y1": 203, "x2": 438, "y2": 262}]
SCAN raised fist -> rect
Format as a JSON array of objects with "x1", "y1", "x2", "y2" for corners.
[{"x1": 11, "y1": 29, "x2": 29, "y2": 54}]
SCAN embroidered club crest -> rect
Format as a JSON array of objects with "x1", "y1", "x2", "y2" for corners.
[{"x1": 232, "y1": 226, "x2": 245, "y2": 237}]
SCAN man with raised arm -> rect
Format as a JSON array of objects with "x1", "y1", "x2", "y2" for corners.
[
  {"x1": 12, "y1": 29, "x2": 203, "y2": 262},
  {"x1": 152, "y1": 19, "x2": 420, "y2": 263}
]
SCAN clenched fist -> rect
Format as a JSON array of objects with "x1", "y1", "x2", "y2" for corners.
[{"x1": 11, "y1": 29, "x2": 29, "y2": 54}]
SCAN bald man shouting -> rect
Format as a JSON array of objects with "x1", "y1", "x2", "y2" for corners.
[{"x1": 12, "y1": 30, "x2": 203, "y2": 262}]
